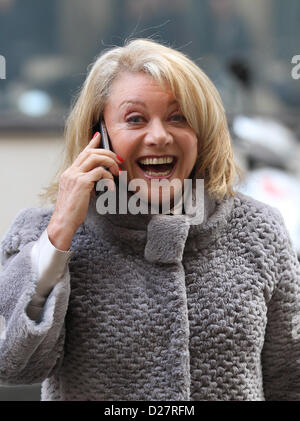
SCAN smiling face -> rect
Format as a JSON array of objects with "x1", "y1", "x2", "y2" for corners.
[{"x1": 103, "y1": 71, "x2": 198, "y2": 208}]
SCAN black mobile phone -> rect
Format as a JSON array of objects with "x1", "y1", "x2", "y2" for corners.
[
  {"x1": 92, "y1": 119, "x2": 113, "y2": 151},
  {"x1": 99, "y1": 119, "x2": 112, "y2": 151},
  {"x1": 94, "y1": 119, "x2": 118, "y2": 193}
]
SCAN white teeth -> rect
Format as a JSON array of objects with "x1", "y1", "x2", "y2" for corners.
[
  {"x1": 145, "y1": 170, "x2": 172, "y2": 176},
  {"x1": 138, "y1": 156, "x2": 174, "y2": 165}
]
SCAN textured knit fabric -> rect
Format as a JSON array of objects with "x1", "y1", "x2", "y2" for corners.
[{"x1": 0, "y1": 190, "x2": 300, "y2": 401}]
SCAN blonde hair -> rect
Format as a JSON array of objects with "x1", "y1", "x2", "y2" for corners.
[{"x1": 39, "y1": 38, "x2": 241, "y2": 205}]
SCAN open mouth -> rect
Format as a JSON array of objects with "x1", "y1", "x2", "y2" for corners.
[{"x1": 136, "y1": 156, "x2": 177, "y2": 178}]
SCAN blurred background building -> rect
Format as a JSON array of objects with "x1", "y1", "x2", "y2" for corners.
[{"x1": 0, "y1": 0, "x2": 300, "y2": 400}]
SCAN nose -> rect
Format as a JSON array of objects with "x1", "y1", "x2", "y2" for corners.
[{"x1": 144, "y1": 118, "x2": 173, "y2": 147}]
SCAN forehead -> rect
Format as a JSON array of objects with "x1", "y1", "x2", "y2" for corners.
[{"x1": 107, "y1": 72, "x2": 177, "y2": 105}]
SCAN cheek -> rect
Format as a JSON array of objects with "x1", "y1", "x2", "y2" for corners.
[
  {"x1": 182, "y1": 137, "x2": 198, "y2": 172},
  {"x1": 110, "y1": 133, "x2": 132, "y2": 160},
  {"x1": 190, "y1": 139, "x2": 198, "y2": 161},
  {"x1": 110, "y1": 135, "x2": 137, "y2": 178}
]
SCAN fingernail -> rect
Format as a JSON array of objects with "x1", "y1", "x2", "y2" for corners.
[
  {"x1": 92, "y1": 132, "x2": 99, "y2": 139},
  {"x1": 116, "y1": 155, "x2": 124, "y2": 162}
]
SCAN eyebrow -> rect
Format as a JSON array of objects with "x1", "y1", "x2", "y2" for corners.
[{"x1": 119, "y1": 99, "x2": 179, "y2": 109}]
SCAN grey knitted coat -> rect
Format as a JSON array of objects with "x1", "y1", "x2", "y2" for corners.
[{"x1": 0, "y1": 191, "x2": 300, "y2": 401}]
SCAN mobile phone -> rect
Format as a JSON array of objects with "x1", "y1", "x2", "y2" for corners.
[
  {"x1": 99, "y1": 119, "x2": 112, "y2": 151},
  {"x1": 94, "y1": 119, "x2": 118, "y2": 193}
]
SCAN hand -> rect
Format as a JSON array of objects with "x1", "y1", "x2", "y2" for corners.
[{"x1": 47, "y1": 132, "x2": 123, "y2": 250}]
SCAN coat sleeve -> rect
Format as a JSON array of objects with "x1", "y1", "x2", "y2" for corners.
[
  {"x1": 261, "y1": 208, "x2": 300, "y2": 400},
  {"x1": 0, "y1": 208, "x2": 71, "y2": 385}
]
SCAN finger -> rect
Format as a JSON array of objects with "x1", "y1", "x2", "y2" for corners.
[
  {"x1": 76, "y1": 148, "x2": 123, "y2": 170},
  {"x1": 88, "y1": 165, "x2": 115, "y2": 183},
  {"x1": 75, "y1": 166, "x2": 115, "y2": 192},
  {"x1": 81, "y1": 131, "x2": 101, "y2": 155},
  {"x1": 87, "y1": 132, "x2": 101, "y2": 148},
  {"x1": 73, "y1": 132, "x2": 125, "y2": 169},
  {"x1": 72, "y1": 132, "x2": 101, "y2": 167},
  {"x1": 80, "y1": 154, "x2": 120, "y2": 176},
  {"x1": 95, "y1": 177, "x2": 116, "y2": 192},
  {"x1": 88, "y1": 166, "x2": 116, "y2": 191},
  {"x1": 85, "y1": 132, "x2": 124, "y2": 164}
]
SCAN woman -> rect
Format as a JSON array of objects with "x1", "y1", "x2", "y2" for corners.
[{"x1": 0, "y1": 39, "x2": 299, "y2": 401}]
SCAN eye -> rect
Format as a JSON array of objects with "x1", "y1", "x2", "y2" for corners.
[
  {"x1": 170, "y1": 113, "x2": 187, "y2": 123},
  {"x1": 126, "y1": 114, "x2": 145, "y2": 124}
]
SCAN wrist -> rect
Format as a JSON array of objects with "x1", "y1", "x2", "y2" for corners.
[{"x1": 47, "y1": 216, "x2": 75, "y2": 251}]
